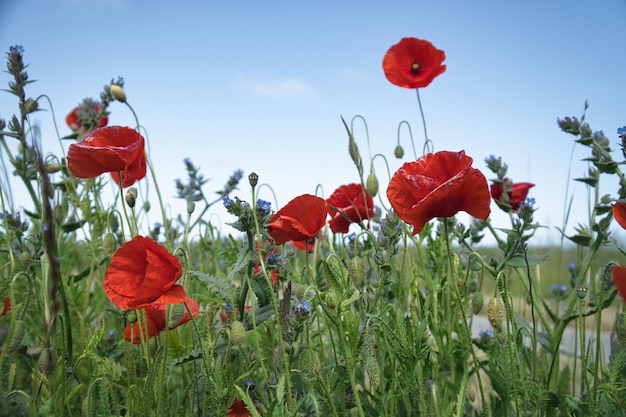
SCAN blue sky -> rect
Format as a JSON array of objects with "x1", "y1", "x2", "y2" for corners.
[{"x1": 1, "y1": 0, "x2": 625, "y2": 245}]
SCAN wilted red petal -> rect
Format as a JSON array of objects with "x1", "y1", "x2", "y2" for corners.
[
  {"x1": 268, "y1": 194, "x2": 328, "y2": 245},
  {"x1": 1, "y1": 297, "x2": 10, "y2": 317},
  {"x1": 612, "y1": 202, "x2": 626, "y2": 230},
  {"x1": 612, "y1": 265, "x2": 626, "y2": 302},
  {"x1": 104, "y1": 236, "x2": 182, "y2": 310},
  {"x1": 327, "y1": 183, "x2": 375, "y2": 233},
  {"x1": 387, "y1": 150, "x2": 491, "y2": 234},
  {"x1": 67, "y1": 126, "x2": 146, "y2": 188},
  {"x1": 383, "y1": 37, "x2": 446, "y2": 89}
]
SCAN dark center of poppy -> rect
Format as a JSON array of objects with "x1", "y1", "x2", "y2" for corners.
[{"x1": 411, "y1": 62, "x2": 421, "y2": 74}]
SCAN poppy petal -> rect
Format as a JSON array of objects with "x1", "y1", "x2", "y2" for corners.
[
  {"x1": 67, "y1": 126, "x2": 146, "y2": 188},
  {"x1": 269, "y1": 194, "x2": 328, "y2": 245},
  {"x1": 103, "y1": 236, "x2": 182, "y2": 310},
  {"x1": 383, "y1": 37, "x2": 446, "y2": 89},
  {"x1": 387, "y1": 150, "x2": 491, "y2": 234},
  {"x1": 613, "y1": 202, "x2": 626, "y2": 230},
  {"x1": 327, "y1": 183, "x2": 374, "y2": 233},
  {"x1": 612, "y1": 265, "x2": 626, "y2": 302}
]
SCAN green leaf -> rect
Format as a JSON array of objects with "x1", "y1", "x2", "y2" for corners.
[
  {"x1": 504, "y1": 253, "x2": 549, "y2": 268},
  {"x1": 189, "y1": 270, "x2": 231, "y2": 298}
]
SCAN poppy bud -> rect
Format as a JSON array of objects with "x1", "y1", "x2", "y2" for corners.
[
  {"x1": 168, "y1": 303, "x2": 186, "y2": 328},
  {"x1": 366, "y1": 173, "x2": 379, "y2": 197},
  {"x1": 394, "y1": 145, "x2": 404, "y2": 159},
  {"x1": 38, "y1": 347, "x2": 58, "y2": 376},
  {"x1": 348, "y1": 257, "x2": 366, "y2": 287},
  {"x1": 110, "y1": 84, "x2": 127, "y2": 103},
  {"x1": 53, "y1": 204, "x2": 65, "y2": 225},
  {"x1": 142, "y1": 201, "x2": 151, "y2": 213},
  {"x1": 103, "y1": 233, "x2": 116, "y2": 256},
  {"x1": 487, "y1": 297, "x2": 504, "y2": 333},
  {"x1": 471, "y1": 292, "x2": 484, "y2": 315},
  {"x1": 24, "y1": 98, "x2": 38, "y2": 114},
  {"x1": 298, "y1": 347, "x2": 320, "y2": 379},
  {"x1": 125, "y1": 187, "x2": 137, "y2": 208},
  {"x1": 46, "y1": 162, "x2": 61, "y2": 173},
  {"x1": 230, "y1": 320, "x2": 247, "y2": 348},
  {"x1": 468, "y1": 387, "x2": 476, "y2": 402}
]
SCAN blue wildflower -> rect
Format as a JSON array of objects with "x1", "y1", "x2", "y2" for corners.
[
  {"x1": 618, "y1": 126, "x2": 626, "y2": 137},
  {"x1": 256, "y1": 199, "x2": 271, "y2": 212},
  {"x1": 223, "y1": 195, "x2": 232, "y2": 208},
  {"x1": 9, "y1": 45, "x2": 24, "y2": 54}
]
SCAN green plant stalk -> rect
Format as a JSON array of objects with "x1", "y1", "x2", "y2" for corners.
[
  {"x1": 443, "y1": 222, "x2": 489, "y2": 417},
  {"x1": 250, "y1": 191, "x2": 293, "y2": 411},
  {"x1": 577, "y1": 300, "x2": 589, "y2": 398},
  {"x1": 500, "y1": 275, "x2": 521, "y2": 417}
]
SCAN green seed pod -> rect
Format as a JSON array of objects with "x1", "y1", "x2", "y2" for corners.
[
  {"x1": 394, "y1": 145, "x2": 404, "y2": 159},
  {"x1": 471, "y1": 292, "x2": 484, "y2": 315},
  {"x1": 348, "y1": 257, "x2": 366, "y2": 288},
  {"x1": 38, "y1": 347, "x2": 57, "y2": 376},
  {"x1": 487, "y1": 297, "x2": 504, "y2": 333},
  {"x1": 230, "y1": 320, "x2": 247, "y2": 348},
  {"x1": 366, "y1": 173, "x2": 379, "y2": 198},
  {"x1": 5, "y1": 319, "x2": 25, "y2": 355},
  {"x1": 102, "y1": 233, "x2": 116, "y2": 256},
  {"x1": 298, "y1": 347, "x2": 319, "y2": 379},
  {"x1": 167, "y1": 303, "x2": 186, "y2": 328}
]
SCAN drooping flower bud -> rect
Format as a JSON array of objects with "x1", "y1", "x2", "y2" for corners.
[
  {"x1": 230, "y1": 320, "x2": 247, "y2": 348},
  {"x1": 487, "y1": 297, "x2": 504, "y2": 333},
  {"x1": 366, "y1": 173, "x2": 379, "y2": 197},
  {"x1": 125, "y1": 187, "x2": 137, "y2": 208},
  {"x1": 110, "y1": 84, "x2": 127, "y2": 103},
  {"x1": 394, "y1": 145, "x2": 404, "y2": 159},
  {"x1": 471, "y1": 292, "x2": 484, "y2": 315}
]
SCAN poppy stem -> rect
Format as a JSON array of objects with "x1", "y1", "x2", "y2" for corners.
[{"x1": 415, "y1": 89, "x2": 433, "y2": 154}]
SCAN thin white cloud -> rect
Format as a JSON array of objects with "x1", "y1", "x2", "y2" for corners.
[
  {"x1": 339, "y1": 68, "x2": 367, "y2": 82},
  {"x1": 233, "y1": 76, "x2": 316, "y2": 98}
]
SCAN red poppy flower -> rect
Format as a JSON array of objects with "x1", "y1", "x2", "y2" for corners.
[
  {"x1": 490, "y1": 179, "x2": 535, "y2": 211},
  {"x1": 268, "y1": 194, "x2": 328, "y2": 245},
  {"x1": 67, "y1": 126, "x2": 147, "y2": 188},
  {"x1": 124, "y1": 298, "x2": 199, "y2": 344},
  {"x1": 228, "y1": 399, "x2": 261, "y2": 417},
  {"x1": 387, "y1": 150, "x2": 491, "y2": 235},
  {"x1": 104, "y1": 236, "x2": 187, "y2": 310},
  {"x1": 327, "y1": 184, "x2": 375, "y2": 233},
  {"x1": 383, "y1": 37, "x2": 446, "y2": 89},
  {"x1": 613, "y1": 202, "x2": 626, "y2": 230},
  {"x1": 66, "y1": 100, "x2": 108, "y2": 135},
  {"x1": 612, "y1": 265, "x2": 626, "y2": 302}
]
